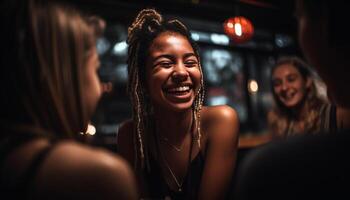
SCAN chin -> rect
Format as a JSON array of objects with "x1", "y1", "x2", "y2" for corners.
[
  {"x1": 284, "y1": 100, "x2": 303, "y2": 109},
  {"x1": 167, "y1": 101, "x2": 194, "y2": 113},
  {"x1": 157, "y1": 92, "x2": 195, "y2": 112},
  {"x1": 285, "y1": 104, "x2": 298, "y2": 109}
]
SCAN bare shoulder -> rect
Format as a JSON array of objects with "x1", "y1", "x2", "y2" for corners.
[
  {"x1": 35, "y1": 141, "x2": 137, "y2": 200},
  {"x1": 202, "y1": 105, "x2": 239, "y2": 125},
  {"x1": 202, "y1": 105, "x2": 239, "y2": 140}
]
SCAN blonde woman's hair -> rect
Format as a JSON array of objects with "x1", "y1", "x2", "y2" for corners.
[{"x1": 1, "y1": 0, "x2": 104, "y2": 138}]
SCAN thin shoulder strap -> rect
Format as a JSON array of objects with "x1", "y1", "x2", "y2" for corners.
[
  {"x1": 0, "y1": 135, "x2": 58, "y2": 199},
  {"x1": 18, "y1": 140, "x2": 57, "y2": 198}
]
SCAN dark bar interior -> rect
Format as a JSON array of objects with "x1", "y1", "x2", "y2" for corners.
[{"x1": 2, "y1": 0, "x2": 349, "y2": 199}]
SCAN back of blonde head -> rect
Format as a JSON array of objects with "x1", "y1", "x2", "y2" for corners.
[{"x1": 0, "y1": 0, "x2": 101, "y2": 138}]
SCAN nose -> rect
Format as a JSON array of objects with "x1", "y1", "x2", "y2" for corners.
[
  {"x1": 281, "y1": 81, "x2": 289, "y2": 91},
  {"x1": 172, "y1": 63, "x2": 189, "y2": 82}
]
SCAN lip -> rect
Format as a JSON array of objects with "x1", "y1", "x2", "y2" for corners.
[
  {"x1": 280, "y1": 90, "x2": 296, "y2": 101},
  {"x1": 163, "y1": 83, "x2": 193, "y2": 90},
  {"x1": 163, "y1": 83, "x2": 194, "y2": 102},
  {"x1": 283, "y1": 94, "x2": 294, "y2": 101},
  {"x1": 281, "y1": 96, "x2": 294, "y2": 103},
  {"x1": 279, "y1": 90, "x2": 303, "y2": 107}
]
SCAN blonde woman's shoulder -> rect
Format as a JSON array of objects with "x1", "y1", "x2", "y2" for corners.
[{"x1": 34, "y1": 140, "x2": 138, "y2": 200}]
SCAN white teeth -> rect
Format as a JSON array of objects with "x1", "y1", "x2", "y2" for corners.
[{"x1": 168, "y1": 86, "x2": 190, "y2": 92}]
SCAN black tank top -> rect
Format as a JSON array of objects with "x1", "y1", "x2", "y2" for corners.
[{"x1": 0, "y1": 134, "x2": 56, "y2": 199}]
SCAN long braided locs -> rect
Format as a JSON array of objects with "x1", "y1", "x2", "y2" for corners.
[{"x1": 126, "y1": 8, "x2": 205, "y2": 170}]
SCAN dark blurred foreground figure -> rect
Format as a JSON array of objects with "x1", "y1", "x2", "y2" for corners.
[
  {"x1": 268, "y1": 56, "x2": 332, "y2": 138},
  {"x1": 0, "y1": 0, "x2": 137, "y2": 199},
  {"x1": 235, "y1": 0, "x2": 350, "y2": 199}
]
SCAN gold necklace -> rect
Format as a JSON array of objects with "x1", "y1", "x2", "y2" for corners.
[
  {"x1": 164, "y1": 159, "x2": 183, "y2": 192},
  {"x1": 160, "y1": 115, "x2": 193, "y2": 152},
  {"x1": 156, "y1": 112, "x2": 194, "y2": 193},
  {"x1": 161, "y1": 137, "x2": 184, "y2": 152}
]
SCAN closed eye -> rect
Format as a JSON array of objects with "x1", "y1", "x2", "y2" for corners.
[
  {"x1": 185, "y1": 62, "x2": 197, "y2": 68},
  {"x1": 287, "y1": 74, "x2": 297, "y2": 82},
  {"x1": 156, "y1": 61, "x2": 173, "y2": 68},
  {"x1": 184, "y1": 58, "x2": 198, "y2": 68}
]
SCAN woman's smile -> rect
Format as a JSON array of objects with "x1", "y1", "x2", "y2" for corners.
[{"x1": 163, "y1": 84, "x2": 193, "y2": 102}]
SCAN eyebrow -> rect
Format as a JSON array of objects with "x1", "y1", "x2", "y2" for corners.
[
  {"x1": 273, "y1": 72, "x2": 298, "y2": 80},
  {"x1": 152, "y1": 54, "x2": 174, "y2": 62},
  {"x1": 183, "y1": 53, "x2": 197, "y2": 59},
  {"x1": 151, "y1": 53, "x2": 197, "y2": 63}
]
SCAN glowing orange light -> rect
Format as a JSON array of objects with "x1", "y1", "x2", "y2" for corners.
[{"x1": 223, "y1": 16, "x2": 254, "y2": 44}]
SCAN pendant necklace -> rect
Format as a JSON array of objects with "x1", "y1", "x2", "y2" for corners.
[
  {"x1": 162, "y1": 134, "x2": 193, "y2": 193},
  {"x1": 160, "y1": 115, "x2": 193, "y2": 152},
  {"x1": 157, "y1": 113, "x2": 194, "y2": 193},
  {"x1": 161, "y1": 137, "x2": 184, "y2": 152},
  {"x1": 164, "y1": 159, "x2": 183, "y2": 192}
]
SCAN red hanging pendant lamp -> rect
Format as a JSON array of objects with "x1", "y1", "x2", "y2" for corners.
[{"x1": 223, "y1": 16, "x2": 254, "y2": 44}]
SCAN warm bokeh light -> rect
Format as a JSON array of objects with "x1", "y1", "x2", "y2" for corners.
[
  {"x1": 248, "y1": 79, "x2": 258, "y2": 93},
  {"x1": 234, "y1": 23, "x2": 242, "y2": 36},
  {"x1": 86, "y1": 124, "x2": 96, "y2": 135},
  {"x1": 223, "y1": 16, "x2": 254, "y2": 44}
]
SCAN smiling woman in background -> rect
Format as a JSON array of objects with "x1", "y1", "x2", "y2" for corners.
[
  {"x1": 234, "y1": 0, "x2": 350, "y2": 198},
  {"x1": 267, "y1": 56, "x2": 334, "y2": 138}
]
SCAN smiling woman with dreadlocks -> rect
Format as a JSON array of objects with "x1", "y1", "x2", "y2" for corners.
[{"x1": 117, "y1": 8, "x2": 239, "y2": 200}]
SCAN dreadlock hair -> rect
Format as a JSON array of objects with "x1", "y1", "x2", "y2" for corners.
[
  {"x1": 126, "y1": 8, "x2": 205, "y2": 170},
  {"x1": 268, "y1": 56, "x2": 328, "y2": 137}
]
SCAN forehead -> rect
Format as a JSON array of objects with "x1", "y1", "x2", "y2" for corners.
[
  {"x1": 149, "y1": 32, "x2": 194, "y2": 53},
  {"x1": 273, "y1": 64, "x2": 301, "y2": 78}
]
